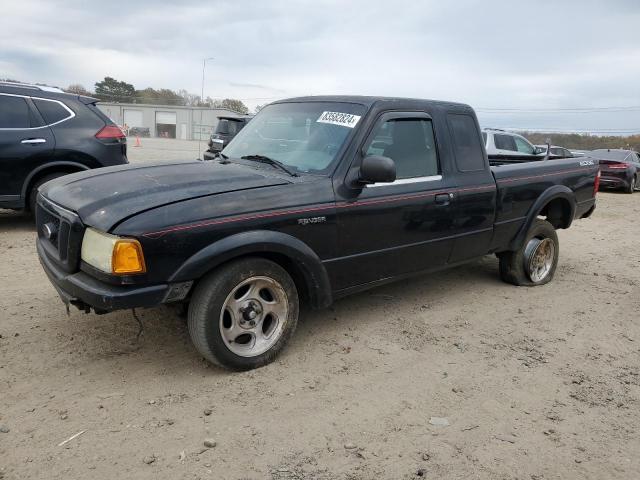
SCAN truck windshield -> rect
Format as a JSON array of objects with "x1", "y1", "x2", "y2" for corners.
[
  {"x1": 215, "y1": 119, "x2": 241, "y2": 135},
  {"x1": 222, "y1": 102, "x2": 367, "y2": 174}
]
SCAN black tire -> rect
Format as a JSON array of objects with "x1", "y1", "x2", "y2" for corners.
[
  {"x1": 626, "y1": 175, "x2": 637, "y2": 194},
  {"x1": 499, "y1": 219, "x2": 559, "y2": 286},
  {"x1": 188, "y1": 258, "x2": 299, "y2": 370},
  {"x1": 28, "y1": 173, "x2": 66, "y2": 214}
]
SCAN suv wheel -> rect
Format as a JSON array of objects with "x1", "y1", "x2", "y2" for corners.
[
  {"x1": 188, "y1": 258, "x2": 299, "y2": 370},
  {"x1": 28, "y1": 173, "x2": 66, "y2": 214},
  {"x1": 498, "y1": 219, "x2": 559, "y2": 286}
]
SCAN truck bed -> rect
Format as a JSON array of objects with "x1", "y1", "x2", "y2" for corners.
[{"x1": 488, "y1": 157, "x2": 598, "y2": 253}]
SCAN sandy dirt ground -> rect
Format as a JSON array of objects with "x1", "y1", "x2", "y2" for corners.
[{"x1": 1, "y1": 141, "x2": 639, "y2": 479}]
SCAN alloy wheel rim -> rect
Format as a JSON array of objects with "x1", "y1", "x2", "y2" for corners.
[
  {"x1": 525, "y1": 237, "x2": 555, "y2": 283},
  {"x1": 219, "y1": 276, "x2": 288, "y2": 357}
]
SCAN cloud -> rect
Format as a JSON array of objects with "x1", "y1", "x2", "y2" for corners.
[{"x1": 2, "y1": 0, "x2": 639, "y2": 132}]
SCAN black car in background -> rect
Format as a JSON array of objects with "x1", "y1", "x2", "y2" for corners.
[
  {"x1": 0, "y1": 82, "x2": 128, "y2": 212},
  {"x1": 590, "y1": 149, "x2": 640, "y2": 193},
  {"x1": 203, "y1": 115, "x2": 252, "y2": 160}
]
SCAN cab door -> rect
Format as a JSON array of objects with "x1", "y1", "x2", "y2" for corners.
[
  {"x1": 0, "y1": 94, "x2": 54, "y2": 204},
  {"x1": 329, "y1": 112, "x2": 457, "y2": 290}
]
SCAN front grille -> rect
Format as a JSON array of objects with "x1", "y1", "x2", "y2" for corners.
[
  {"x1": 36, "y1": 196, "x2": 84, "y2": 273},
  {"x1": 37, "y1": 205, "x2": 61, "y2": 249}
]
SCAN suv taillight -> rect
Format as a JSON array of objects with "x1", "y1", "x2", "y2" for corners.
[
  {"x1": 96, "y1": 125, "x2": 125, "y2": 140},
  {"x1": 594, "y1": 170, "x2": 600, "y2": 196}
]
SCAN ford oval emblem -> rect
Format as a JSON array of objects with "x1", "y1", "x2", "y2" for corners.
[{"x1": 42, "y1": 222, "x2": 57, "y2": 241}]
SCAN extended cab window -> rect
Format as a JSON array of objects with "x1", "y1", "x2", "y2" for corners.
[
  {"x1": 494, "y1": 134, "x2": 517, "y2": 151},
  {"x1": 514, "y1": 136, "x2": 535, "y2": 154},
  {"x1": 366, "y1": 118, "x2": 439, "y2": 179},
  {"x1": 448, "y1": 114, "x2": 485, "y2": 171},
  {"x1": 33, "y1": 99, "x2": 71, "y2": 125},
  {"x1": 0, "y1": 95, "x2": 32, "y2": 128}
]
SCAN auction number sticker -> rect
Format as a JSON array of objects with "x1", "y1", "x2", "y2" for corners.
[{"x1": 317, "y1": 111, "x2": 361, "y2": 128}]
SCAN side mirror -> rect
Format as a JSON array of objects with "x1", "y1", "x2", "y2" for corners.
[{"x1": 359, "y1": 156, "x2": 396, "y2": 184}]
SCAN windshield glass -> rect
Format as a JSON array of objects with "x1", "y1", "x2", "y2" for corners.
[
  {"x1": 222, "y1": 102, "x2": 367, "y2": 174},
  {"x1": 215, "y1": 119, "x2": 239, "y2": 135},
  {"x1": 592, "y1": 149, "x2": 631, "y2": 161}
]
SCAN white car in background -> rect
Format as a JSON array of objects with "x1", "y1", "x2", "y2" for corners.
[
  {"x1": 482, "y1": 128, "x2": 544, "y2": 158},
  {"x1": 535, "y1": 145, "x2": 574, "y2": 158}
]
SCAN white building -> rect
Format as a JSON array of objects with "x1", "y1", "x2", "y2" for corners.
[{"x1": 96, "y1": 102, "x2": 244, "y2": 140}]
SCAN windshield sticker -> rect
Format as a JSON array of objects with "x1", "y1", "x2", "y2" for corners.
[{"x1": 317, "y1": 111, "x2": 361, "y2": 128}]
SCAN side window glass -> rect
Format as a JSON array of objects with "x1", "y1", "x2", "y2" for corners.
[
  {"x1": 514, "y1": 136, "x2": 535, "y2": 154},
  {"x1": 366, "y1": 118, "x2": 439, "y2": 179},
  {"x1": 448, "y1": 114, "x2": 485, "y2": 171},
  {"x1": 33, "y1": 99, "x2": 71, "y2": 125},
  {"x1": 0, "y1": 95, "x2": 32, "y2": 128},
  {"x1": 494, "y1": 134, "x2": 517, "y2": 151},
  {"x1": 365, "y1": 121, "x2": 393, "y2": 156}
]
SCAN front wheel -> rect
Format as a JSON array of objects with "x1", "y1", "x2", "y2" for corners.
[
  {"x1": 188, "y1": 258, "x2": 299, "y2": 370},
  {"x1": 499, "y1": 219, "x2": 559, "y2": 286}
]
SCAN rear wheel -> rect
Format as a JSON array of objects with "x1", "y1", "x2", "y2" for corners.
[
  {"x1": 627, "y1": 175, "x2": 637, "y2": 194},
  {"x1": 28, "y1": 173, "x2": 66, "y2": 214},
  {"x1": 499, "y1": 219, "x2": 559, "y2": 286},
  {"x1": 188, "y1": 258, "x2": 299, "y2": 370}
]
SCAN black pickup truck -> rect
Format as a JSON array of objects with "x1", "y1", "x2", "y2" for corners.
[{"x1": 36, "y1": 96, "x2": 599, "y2": 370}]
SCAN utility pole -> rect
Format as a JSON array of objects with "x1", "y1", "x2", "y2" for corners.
[{"x1": 198, "y1": 57, "x2": 215, "y2": 159}]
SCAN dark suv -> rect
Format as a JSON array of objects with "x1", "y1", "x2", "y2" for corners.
[
  {"x1": 202, "y1": 115, "x2": 252, "y2": 160},
  {"x1": 0, "y1": 82, "x2": 128, "y2": 213}
]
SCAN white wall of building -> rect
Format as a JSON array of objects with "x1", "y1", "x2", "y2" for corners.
[{"x1": 97, "y1": 102, "x2": 244, "y2": 140}]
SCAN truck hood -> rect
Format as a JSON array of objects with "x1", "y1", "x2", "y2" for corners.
[{"x1": 41, "y1": 161, "x2": 291, "y2": 231}]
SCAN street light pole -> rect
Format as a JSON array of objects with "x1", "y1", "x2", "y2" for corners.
[{"x1": 198, "y1": 57, "x2": 214, "y2": 159}]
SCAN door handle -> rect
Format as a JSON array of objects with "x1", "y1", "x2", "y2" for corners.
[
  {"x1": 434, "y1": 193, "x2": 453, "y2": 205},
  {"x1": 21, "y1": 138, "x2": 47, "y2": 145}
]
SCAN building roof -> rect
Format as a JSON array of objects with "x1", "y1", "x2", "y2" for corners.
[{"x1": 96, "y1": 101, "x2": 244, "y2": 115}]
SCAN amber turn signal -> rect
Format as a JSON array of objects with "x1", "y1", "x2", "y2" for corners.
[{"x1": 112, "y1": 240, "x2": 146, "y2": 274}]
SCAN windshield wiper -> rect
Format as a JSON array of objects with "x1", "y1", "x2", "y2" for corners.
[{"x1": 241, "y1": 154, "x2": 299, "y2": 177}]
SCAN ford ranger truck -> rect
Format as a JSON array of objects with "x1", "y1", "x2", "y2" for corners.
[{"x1": 36, "y1": 96, "x2": 599, "y2": 370}]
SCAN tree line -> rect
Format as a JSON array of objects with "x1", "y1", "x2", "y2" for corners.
[
  {"x1": 65, "y1": 77, "x2": 250, "y2": 114},
  {"x1": 520, "y1": 132, "x2": 640, "y2": 152}
]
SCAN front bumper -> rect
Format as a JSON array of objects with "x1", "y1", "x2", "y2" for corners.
[
  {"x1": 202, "y1": 150, "x2": 218, "y2": 160},
  {"x1": 37, "y1": 239, "x2": 171, "y2": 313}
]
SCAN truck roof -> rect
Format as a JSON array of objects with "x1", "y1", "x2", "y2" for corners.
[{"x1": 274, "y1": 95, "x2": 474, "y2": 112}]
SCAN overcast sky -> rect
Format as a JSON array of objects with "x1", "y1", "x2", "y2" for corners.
[{"x1": 2, "y1": 0, "x2": 639, "y2": 133}]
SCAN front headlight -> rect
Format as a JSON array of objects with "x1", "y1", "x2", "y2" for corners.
[{"x1": 81, "y1": 228, "x2": 146, "y2": 275}]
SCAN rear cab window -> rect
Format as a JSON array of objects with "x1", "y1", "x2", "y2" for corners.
[{"x1": 448, "y1": 114, "x2": 485, "y2": 171}]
